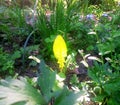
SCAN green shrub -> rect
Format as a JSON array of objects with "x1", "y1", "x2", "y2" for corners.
[
  {"x1": 88, "y1": 62, "x2": 120, "y2": 105},
  {"x1": 0, "y1": 48, "x2": 21, "y2": 76}
]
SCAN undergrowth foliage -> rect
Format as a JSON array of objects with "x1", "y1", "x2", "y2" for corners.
[
  {"x1": 0, "y1": 60, "x2": 87, "y2": 105},
  {"x1": 0, "y1": 0, "x2": 120, "y2": 105}
]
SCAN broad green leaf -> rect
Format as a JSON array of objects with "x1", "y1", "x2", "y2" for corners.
[
  {"x1": 0, "y1": 77, "x2": 45, "y2": 105},
  {"x1": 10, "y1": 101, "x2": 27, "y2": 105},
  {"x1": 55, "y1": 90, "x2": 85, "y2": 105},
  {"x1": 38, "y1": 60, "x2": 56, "y2": 102},
  {"x1": 54, "y1": 87, "x2": 71, "y2": 105}
]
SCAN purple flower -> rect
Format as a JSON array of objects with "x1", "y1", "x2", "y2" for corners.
[
  {"x1": 102, "y1": 13, "x2": 108, "y2": 17},
  {"x1": 86, "y1": 14, "x2": 95, "y2": 20}
]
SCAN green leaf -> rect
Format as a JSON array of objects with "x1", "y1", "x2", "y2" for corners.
[
  {"x1": 92, "y1": 94, "x2": 107, "y2": 102},
  {"x1": 97, "y1": 42, "x2": 114, "y2": 55},
  {"x1": 54, "y1": 86, "x2": 70, "y2": 104},
  {"x1": 37, "y1": 60, "x2": 56, "y2": 102},
  {"x1": 0, "y1": 77, "x2": 45, "y2": 105},
  {"x1": 55, "y1": 90, "x2": 85, "y2": 105},
  {"x1": 10, "y1": 101, "x2": 27, "y2": 105},
  {"x1": 11, "y1": 51, "x2": 21, "y2": 60},
  {"x1": 88, "y1": 65, "x2": 100, "y2": 83},
  {"x1": 107, "y1": 97, "x2": 120, "y2": 105},
  {"x1": 107, "y1": 91, "x2": 120, "y2": 105},
  {"x1": 103, "y1": 77, "x2": 120, "y2": 95}
]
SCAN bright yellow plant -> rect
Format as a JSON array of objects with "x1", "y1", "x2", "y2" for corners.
[{"x1": 53, "y1": 35, "x2": 67, "y2": 71}]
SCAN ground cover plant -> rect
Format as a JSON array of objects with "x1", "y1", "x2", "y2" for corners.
[{"x1": 0, "y1": 0, "x2": 120, "y2": 105}]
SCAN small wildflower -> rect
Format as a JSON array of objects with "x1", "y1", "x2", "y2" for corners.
[
  {"x1": 102, "y1": 13, "x2": 108, "y2": 17},
  {"x1": 86, "y1": 14, "x2": 95, "y2": 20}
]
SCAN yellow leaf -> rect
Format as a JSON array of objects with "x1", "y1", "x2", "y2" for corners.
[{"x1": 53, "y1": 35, "x2": 67, "y2": 70}]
